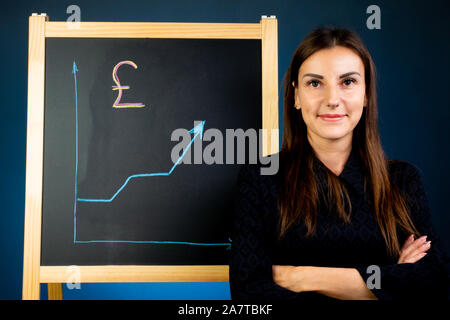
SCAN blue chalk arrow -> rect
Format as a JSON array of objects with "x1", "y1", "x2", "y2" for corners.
[{"x1": 77, "y1": 120, "x2": 205, "y2": 203}]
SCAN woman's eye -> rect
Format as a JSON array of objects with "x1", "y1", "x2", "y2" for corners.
[
  {"x1": 307, "y1": 80, "x2": 321, "y2": 88},
  {"x1": 342, "y1": 78, "x2": 356, "y2": 87}
]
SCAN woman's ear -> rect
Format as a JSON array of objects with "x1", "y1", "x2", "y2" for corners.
[
  {"x1": 363, "y1": 94, "x2": 368, "y2": 107},
  {"x1": 292, "y1": 83, "x2": 300, "y2": 110}
]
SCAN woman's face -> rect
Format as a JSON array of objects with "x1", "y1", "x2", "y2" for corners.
[{"x1": 293, "y1": 46, "x2": 367, "y2": 143}]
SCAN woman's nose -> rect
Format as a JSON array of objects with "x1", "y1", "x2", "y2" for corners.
[{"x1": 326, "y1": 85, "x2": 340, "y2": 108}]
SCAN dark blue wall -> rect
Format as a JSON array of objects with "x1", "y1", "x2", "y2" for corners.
[{"x1": 1, "y1": 0, "x2": 449, "y2": 299}]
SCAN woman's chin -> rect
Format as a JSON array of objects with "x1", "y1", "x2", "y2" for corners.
[{"x1": 318, "y1": 131, "x2": 352, "y2": 141}]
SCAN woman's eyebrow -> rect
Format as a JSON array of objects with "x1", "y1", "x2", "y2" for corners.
[
  {"x1": 302, "y1": 71, "x2": 361, "y2": 79},
  {"x1": 339, "y1": 71, "x2": 361, "y2": 78},
  {"x1": 302, "y1": 73, "x2": 323, "y2": 79}
]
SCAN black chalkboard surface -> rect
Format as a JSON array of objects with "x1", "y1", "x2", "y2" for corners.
[{"x1": 41, "y1": 38, "x2": 261, "y2": 266}]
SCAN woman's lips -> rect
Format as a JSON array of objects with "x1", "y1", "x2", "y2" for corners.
[{"x1": 318, "y1": 114, "x2": 346, "y2": 122}]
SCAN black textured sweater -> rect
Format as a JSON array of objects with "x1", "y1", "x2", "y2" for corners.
[{"x1": 229, "y1": 149, "x2": 449, "y2": 301}]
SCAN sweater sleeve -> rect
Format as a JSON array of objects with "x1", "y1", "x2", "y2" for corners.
[
  {"x1": 229, "y1": 164, "x2": 314, "y2": 301},
  {"x1": 355, "y1": 164, "x2": 449, "y2": 300}
]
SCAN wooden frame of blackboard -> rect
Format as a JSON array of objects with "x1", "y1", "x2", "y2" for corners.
[{"x1": 23, "y1": 14, "x2": 279, "y2": 300}]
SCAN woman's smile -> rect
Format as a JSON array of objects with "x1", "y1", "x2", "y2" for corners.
[{"x1": 318, "y1": 114, "x2": 347, "y2": 122}]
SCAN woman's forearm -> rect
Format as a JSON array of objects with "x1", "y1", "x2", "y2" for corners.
[{"x1": 300, "y1": 266, "x2": 378, "y2": 300}]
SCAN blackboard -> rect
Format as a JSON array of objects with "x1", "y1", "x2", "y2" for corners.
[{"x1": 41, "y1": 37, "x2": 262, "y2": 266}]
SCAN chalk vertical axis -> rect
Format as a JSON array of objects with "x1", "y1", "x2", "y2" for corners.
[{"x1": 72, "y1": 61, "x2": 79, "y2": 243}]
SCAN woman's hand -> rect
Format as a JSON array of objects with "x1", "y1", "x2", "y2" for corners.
[
  {"x1": 272, "y1": 265, "x2": 306, "y2": 293},
  {"x1": 397, "y1": 234, "x2": 431, "y2": 264}
]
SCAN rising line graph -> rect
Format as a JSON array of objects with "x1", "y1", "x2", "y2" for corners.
[{"x1": 72, "y1": 61, "x2": 231, "y2": 248}]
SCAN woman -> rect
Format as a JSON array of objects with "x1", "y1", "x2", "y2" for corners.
[{"x1": 229, "y1": 27, "x2": 449, "y2": 301}]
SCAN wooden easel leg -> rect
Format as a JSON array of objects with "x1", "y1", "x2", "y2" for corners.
[
  {"x1": 22, "y1": 14, "x2": 47, "y2": 300},
  {"x1": 48, "y1": 283, "x2": 63, "y2": 300}
]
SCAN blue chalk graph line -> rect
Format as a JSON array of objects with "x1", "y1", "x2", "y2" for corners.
[{"x1": 72, "y1": 61, "x2": 231, "y2": 248}]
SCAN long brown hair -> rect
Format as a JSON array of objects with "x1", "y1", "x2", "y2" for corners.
[{"x1": 278, "y1": 26, "x2": 419, "y2": 258}]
